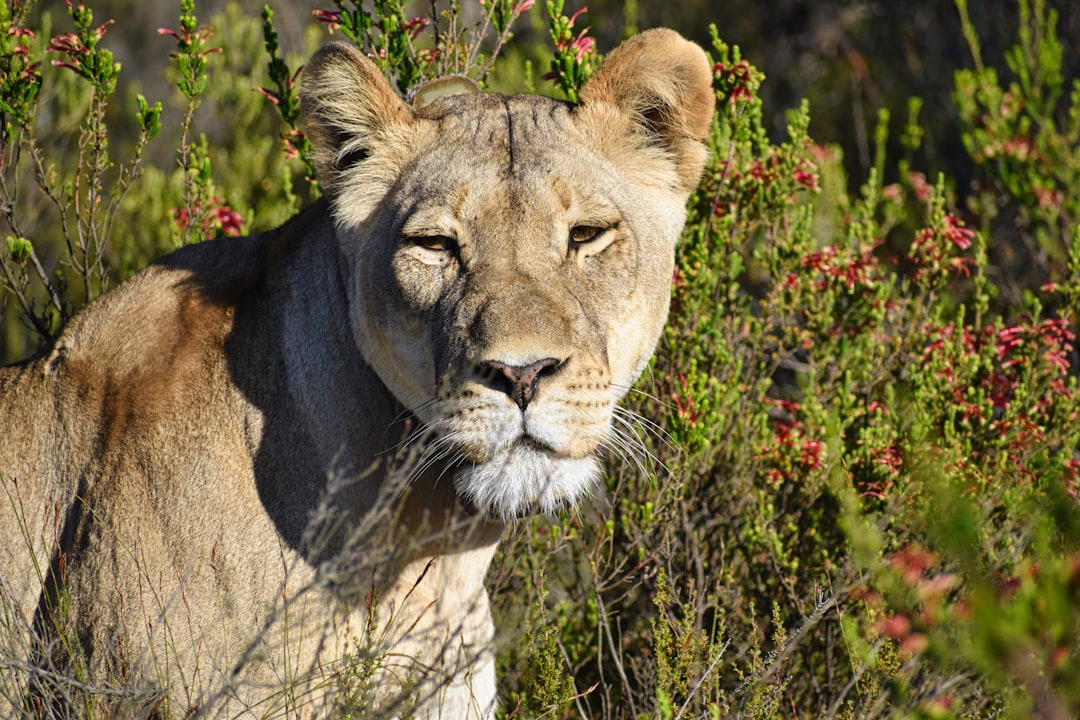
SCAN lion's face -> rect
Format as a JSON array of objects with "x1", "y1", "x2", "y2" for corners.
[{"x1": 302, "y1": 34, "x2": 714, "y2": 520}]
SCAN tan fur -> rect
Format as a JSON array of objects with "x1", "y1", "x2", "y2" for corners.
[{"x1": 0, "y1": 29, "x2": 714, "y2": 718}]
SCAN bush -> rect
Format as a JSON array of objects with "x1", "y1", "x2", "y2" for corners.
[{"x1": 2, "y1": 0, "x2": 1078, "y2": 718}]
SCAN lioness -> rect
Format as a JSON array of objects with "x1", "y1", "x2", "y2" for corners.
[{"x1": 0, "y1": 29, "x2": 714, "y2": 718}]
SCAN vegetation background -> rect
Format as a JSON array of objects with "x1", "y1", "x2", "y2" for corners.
[
  {"x1": 1, "y1": 0, "x2": 1079, "y2": 717},
  {"x1": 4, "y1": 0, "x2": 1080, "y2": 360}
]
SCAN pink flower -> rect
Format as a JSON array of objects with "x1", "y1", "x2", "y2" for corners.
[
  {"x1": 875, "y1": 613, "x2": 911, "y2": 639},
  {"x1": 212, "y1": 204, "x2": 245, "y2": 237},
  {"x1": 402, "y1": 16, "x2": 430, "y2": 40},
  {"x1": 417, "y1": 48, "x2": 438, "y2": 66},
  {"x1": 908, "y1": 171, "x2": 931, "y2": 202},
  {"x1": 254, "y1": 87, "x2": 280, "y2": 105},
  {"x1": 1033, "y1": 185, "x2": 1062, "y2": 210},
  {"x1": 158, "y1": 23, "x2": 220, "y2": 59},
  {"x1": 889, "y1": 545, "x2": 938, "y2": 585},
  {"x1": 47, "y1": 33, "x2": 85, "y2": 56},
  {"x1": 995, "y1": 325, "x2": 1025, "y2": 360},
  {"x1": 941, "y1": 214, "x2": 973, "y2": 250},
  {"x1": 312, "y1": 9, "x2": 341, "y2": 33},
  {"x1": 92, "y1": 18, "x2": 113, "y2": 41},
  {"x1": 570, "y1": 34, "x2": 595, "y2": 61},
  {"x1": 553, "y1": 7, "x2": 595, "y2": 62}
]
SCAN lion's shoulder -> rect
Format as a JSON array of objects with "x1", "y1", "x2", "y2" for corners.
[
  {"x1": 52, "y1": 236, "x2": 261, "y2": 382},
  {"x1": 51, "y1": 205, "x2": 333, "y2": 383}
]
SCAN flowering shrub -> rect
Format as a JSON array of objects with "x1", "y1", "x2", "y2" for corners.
[
  {"x1": 497, "y1": 6, "x2": 1080, "y2": 719},
  {"x1": 953, "y1": 0, "x2": 1080, "y2": 309},
  {"x1": 311, "y1": 0, "x2": 533, "y2": 91},
  {"x1": 2, "y1": 1, "x2": 1079, "y2": 718},
  {"x1": 545, "y1": 0, "x2": 597, "y2": 101}
]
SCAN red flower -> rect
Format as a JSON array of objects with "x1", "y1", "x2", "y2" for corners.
[
  {"x1": 800, "y1": 439, "x2": 824, "y2": 469},
  {"x1": 670, "y1": 374, "x2": 699, "y2": 427},
  {"x1": 909, "y1": 214, "x2": 975, "y2": 280},
  {"x1": 793, "y1": 161, "x2": 819, "y2": 191},
  {"x1": 171, "y1": 198, "x2": 245, "y2": 239},
  {"x1": 212, "y1": 204, "x2": 245, "y2": 237},
  {"x1": 713, "y1": 60, "x2": 754, "y2": 104},
  {"x1": 889, "y1": 545, "x2": 938, "y2": 585}
]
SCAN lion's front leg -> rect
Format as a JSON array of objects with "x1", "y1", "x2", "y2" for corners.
[{"x1": 353, "y1": 546, "x2": 499, "y2": 719}]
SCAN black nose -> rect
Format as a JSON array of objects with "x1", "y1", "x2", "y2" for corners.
[{"x1": 477, "y1": 357, "x2": 562, "y2": 412}]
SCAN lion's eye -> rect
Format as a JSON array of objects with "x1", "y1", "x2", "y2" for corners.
[
  {"x1": 413, "y1": 235, "x2": 456, "y2": 253},
  {"x1": 569, "y1": 225, "x2": 606, "y2": 246},
  {"x1": 404, "y1": 234, "x2": 459, "y2": 266}
]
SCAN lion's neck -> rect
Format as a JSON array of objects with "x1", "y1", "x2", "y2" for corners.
[{"x1": 239, "y1": 207, "x2": 504, "y2": 574}]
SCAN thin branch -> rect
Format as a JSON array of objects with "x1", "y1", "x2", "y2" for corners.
[
  {"x1": 594, "y1": 589, "x2": 637, "y2": 718},
  {"x1": 673, "y1": 639, "x2": 730, "y2": 720}
]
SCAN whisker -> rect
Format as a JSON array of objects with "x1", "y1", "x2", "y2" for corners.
[
  {"x1": 613, "y1": 403, "x2": 663, "y2": 434},
  {"x1": 389, "y1": 405, "x2": 416, "y2": 426},
  {"x1": 600, "y1": 439, "x2": 637, "y2": 479},
  {"x1": 380, "y1": 411, "x2": 442, "y2": 457},
  {"x1": 616, "y1": 403, "x2": 674, "y2": 446},
  {"x1": 605, "y1": 427, "x2": 652, "y2": 478},
  {"x1": 609, "y1": 382, "x2": 677, "y2": 414},
  {"x1": 409, "y1": 427, "x2": 472, "y2": 482},
  {"x1": 604, "y1": 424, "x2": 644, "y2": 470},
  {"x1": 430, "y1": 451, "x2": 464, "y2": 490},
  {"x1": 613, "y1": 405, "x2": 676, "y2": 452},
  {"x1": 406, "y1": 435, "x2": 457, "y2": 485},
  {"x1": 607, "y1": 414, "x2": 671, "y2": 477}
]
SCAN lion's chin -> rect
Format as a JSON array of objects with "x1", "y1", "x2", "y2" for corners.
[{"x1": 453, "y1": 445, "x2": 598, "y2": 522}]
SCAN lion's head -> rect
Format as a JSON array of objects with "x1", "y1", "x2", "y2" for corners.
[{"x1": 301, "y1": 30, "x2": 714, "y2": 522}]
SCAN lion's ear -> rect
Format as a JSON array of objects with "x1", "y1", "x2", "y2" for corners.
[
  {"x1": 301, "y1": 42, "x2": 413, "y2": 188},
  {"x1": 578, "y1": 29, "x2": 715, "y2": 192}
]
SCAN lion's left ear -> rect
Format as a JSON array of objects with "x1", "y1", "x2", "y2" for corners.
[{"x1": 578, "y1": 29, "x2": 715, "y2": 192}]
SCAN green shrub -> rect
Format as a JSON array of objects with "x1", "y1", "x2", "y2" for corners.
[{"x1": 497, "y1": 3, "x2": 1080, "y2": 719}]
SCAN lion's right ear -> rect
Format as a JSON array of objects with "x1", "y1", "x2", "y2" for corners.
[
  {"x1": 301, "y1": 42, "x2": 414, "y2": 190},
  {"x1": 578, "y1": 29, "x2": 715, "y2": 194}
]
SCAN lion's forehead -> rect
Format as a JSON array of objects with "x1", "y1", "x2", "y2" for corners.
[
  {"x1": 412, "y1": 93, "x2": 596, "y2": 178},
  {"x1": 417, "y1": 92, "x2": 573, "y2": 143}
]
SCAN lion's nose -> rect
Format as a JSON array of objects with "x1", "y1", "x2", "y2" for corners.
[{"x1": 477, "y1": 357, "x2": 562, "y2": 412}]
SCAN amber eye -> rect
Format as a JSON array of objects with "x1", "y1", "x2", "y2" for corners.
[
  {"x1": 413, "y1": 235, "x2": 456, "y2": 252},
  {"x1": 569, "y1": 225, "x2": 606, "y2": 246}
]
